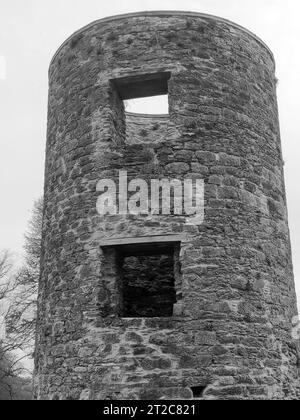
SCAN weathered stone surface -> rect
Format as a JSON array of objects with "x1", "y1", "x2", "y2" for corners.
[{"x1": 34, "y1": 11, "x2": 300, "y2": 400}]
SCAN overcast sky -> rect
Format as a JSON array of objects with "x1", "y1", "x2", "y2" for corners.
[{"x1": 0, "y1": 0, "x2": 299, "y2": 308}]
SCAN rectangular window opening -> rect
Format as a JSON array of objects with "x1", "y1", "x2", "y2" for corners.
[
  {"x1": 113, "y1": 72, "x2": 170, "y2": 116},
  {"x1": 120, "y1": 250, "x2": 176, "y2": 317},
  {"x1": 98, "y1": 235, "x2": 182, "y2": 318},
  {"x1": 119, "y1": 242, "x2": 178, "y2": 317},
  {"x1": 101, "y1": 237, "x2": 181, "y2": 318}
]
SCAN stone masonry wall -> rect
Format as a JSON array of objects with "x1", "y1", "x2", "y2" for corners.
[
  {"x1": 125, "y1": 112, "x2": 169, "y2": 145},
  {"x1": 35, "y1": 11, "x2": 300, "y2": 400}
]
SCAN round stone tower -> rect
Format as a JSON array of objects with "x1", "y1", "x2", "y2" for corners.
[{"x1": 35, "y1": 11, "x2": 300, "y2": 400}]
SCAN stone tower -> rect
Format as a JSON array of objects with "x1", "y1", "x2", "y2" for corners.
[{"x1": 35, "y1": 11, "x2": 300, "y2": 400}]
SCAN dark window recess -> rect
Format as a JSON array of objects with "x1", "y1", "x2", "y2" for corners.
[
  {"x1": 121, "y1": 252, "x2": 176, "y2": 317},
  {"x1": 191, "y1": 386, "x2": 207, "y2": 398},
  {"x1": 112, "y1": 72, "x2": 171, "y2": 100},
  {"x1": 100, "y1": 238, "x2": 181, "y2": 318}
]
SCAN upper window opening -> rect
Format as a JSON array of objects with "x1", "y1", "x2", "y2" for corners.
[{"x1": 113, "y1": 72, "x2": 170, "y2": 115}]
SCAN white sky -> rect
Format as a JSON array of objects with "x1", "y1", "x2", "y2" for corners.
[{"x1": 0, "y1": 0, "x2": 299, "y2": 309}]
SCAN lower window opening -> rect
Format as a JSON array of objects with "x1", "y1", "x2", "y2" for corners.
[{"x1": 120, "y1": 250, "x2": 177, "y2": 318}]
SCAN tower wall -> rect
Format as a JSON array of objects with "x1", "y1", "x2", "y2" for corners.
[{"x1": 35, "y1": 11, "x2": 299, "y2": 400}]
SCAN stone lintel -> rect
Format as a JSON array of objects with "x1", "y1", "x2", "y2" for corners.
[{"x1": 100, "y1": 234, "x2": 184, "y2": 247}]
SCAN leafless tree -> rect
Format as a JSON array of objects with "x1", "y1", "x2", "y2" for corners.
[
  {"x1": 0, "y1": 198, "x2": 43, "y2": 399},
  {"x1": 0, "y1": 250, "x2": 28, "y2": 399},
  {"x1": 5, "y1": 198, "x2": 42, "y2": 355},
  {"x1": 0, "y1": 251, "x2": 13, "y2": 300}
]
